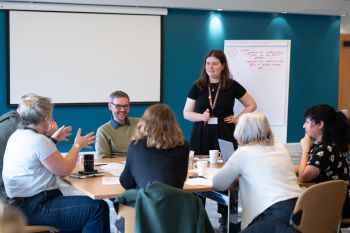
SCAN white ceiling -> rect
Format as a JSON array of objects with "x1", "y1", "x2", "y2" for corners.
[{"x1": 3, "y1": 0, "x2": 350, "y2": 32}]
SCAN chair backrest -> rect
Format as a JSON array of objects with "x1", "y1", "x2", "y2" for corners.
[{"x1": 291, "y1": 180, "x2": 347, "y2": 233}]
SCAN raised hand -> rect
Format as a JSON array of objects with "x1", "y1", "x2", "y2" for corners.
[
  {"x1": 52, "y1": 125, "x2": 72, "y2": 142},
  {"x1": 74, "y1": 128, "x2": 96, "y2": 149}
]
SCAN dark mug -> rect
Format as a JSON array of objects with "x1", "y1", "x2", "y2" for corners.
[{"x1": 83, "y1": 154, "x2": 94, "y2": 172}]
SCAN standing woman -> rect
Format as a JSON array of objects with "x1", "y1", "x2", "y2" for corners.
[
  {"x1": 297, "y1": 104, "x2": 350, "y2": 217},
  {"x1": 183, "y1": 49, "x2": 256, "y2": 232},
  {"x1": 3, "y1": 93, "x2": 110, "y2": 233},
  {"x1": 183, "y1": 49, "x2": 256, "y2": 155}
]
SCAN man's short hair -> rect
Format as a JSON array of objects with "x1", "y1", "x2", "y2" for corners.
[{"x1": 109, "y1": 91, "x2": 130, "y2": 103}]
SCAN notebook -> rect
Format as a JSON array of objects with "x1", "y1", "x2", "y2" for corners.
[{"x1": 218, "y1": 139, "x2": 235, "y2": 163}]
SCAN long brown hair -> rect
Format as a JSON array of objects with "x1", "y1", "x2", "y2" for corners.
[
  {"x1": 133, "y1": 104, "x2": 185, "y2": 149},
  {"x1": 196, "y1": 49, "x2": 233, "y2": 90}
]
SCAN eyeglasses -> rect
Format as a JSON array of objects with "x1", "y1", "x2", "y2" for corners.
[{"x1": 110, "y1": 103, "x2": 129, "y2": 110}]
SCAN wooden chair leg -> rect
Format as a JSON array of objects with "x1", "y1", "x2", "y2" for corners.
[{"x1": 24, "y1": 225, "x2": 59, "y2": 233}]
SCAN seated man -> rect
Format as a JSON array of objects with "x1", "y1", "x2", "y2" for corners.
[
  {"x1": 0, "y1": 110, "x2": 20, "y2": 201},
  {"x1": 96, "y1": 91, "x2": 139, "y2": 158}
]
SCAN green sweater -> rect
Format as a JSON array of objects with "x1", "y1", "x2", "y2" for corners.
[
  {"x1": 95, "y1": 118, "x2": 139, "y2": 158},
  {"x1": 115, "y1": 182, "x2": 214, "y2": 233}
]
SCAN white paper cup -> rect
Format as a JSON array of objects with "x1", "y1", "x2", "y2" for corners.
[
  {"x1": 189, "y1": 150, "x2": 195, "y2": 158},
  {"x1": 188, "y1": 150, "x2": 195, "y2": 169},
  {"x1": 193, "y1": 160, "x2": 208, "y2": 176},
  {"x1": 209, "y1": 150, "x2": 220, "y2": 164}
]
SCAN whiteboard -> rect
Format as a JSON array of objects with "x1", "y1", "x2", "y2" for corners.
[
  {"x1": 224, "y1": 40, "x2": 290, "y2": 143},
  {"x1": 9, "y1": 11, "x2": 161, "y2": 105}
]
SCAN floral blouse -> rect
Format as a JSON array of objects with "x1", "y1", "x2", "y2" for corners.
[
  {"x1": 308, "y1": 142, "x2": 349, "y2": 183},
  {"x1": 307, "y1": 141, "x2": 350, "y2": 217}
]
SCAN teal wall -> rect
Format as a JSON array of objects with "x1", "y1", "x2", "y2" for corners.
[{"x1": 0, "y1": 9, "x2": 340, "y2": 151}]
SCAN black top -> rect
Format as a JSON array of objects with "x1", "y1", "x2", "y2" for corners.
[
  {"x1": 188, "y1": 79, "x2": 246, "y2": 120},
  {"x1": 187, "y1": 79, "x2": 246, "y2": 154},
  {"x1": 119, "y1": 138, "x2": 189, "y2": 190},
  {"x1": 308, "y1": 141, "x2": 350, "y2": 217}
]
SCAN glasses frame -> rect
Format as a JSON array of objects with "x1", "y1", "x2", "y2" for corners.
[{"x1": 110, "y1": 102, "x2": 130, "y2": 110}]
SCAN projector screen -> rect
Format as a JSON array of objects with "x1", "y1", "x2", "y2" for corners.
[{"x1": 9, "y1": 10, "x2": 162, "y2": 105}]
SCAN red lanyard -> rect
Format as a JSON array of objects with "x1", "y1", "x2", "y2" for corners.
[{"x1": 208, "y1": 83, "x2": 221, "y2": 116}]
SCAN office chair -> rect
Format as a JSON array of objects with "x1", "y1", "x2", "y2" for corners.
[{"x1": 290, "y1": 180, "x2": 347, "y2": 233}]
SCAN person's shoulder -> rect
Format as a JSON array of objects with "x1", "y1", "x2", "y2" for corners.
[
  {"x1": 235, "y1": 144, "x2": 264, "y2": 157},
  {"x1": 183, "y1": 140, "x2": 190, "y2": 148},
  {"x1": 127, "y1": 139, "x2": 147, "y2": 155},
  {"x1": 128, "y1": 118, "x2": 140, "y2": 125},
  {"x1": 0, "y1": 111, "x2": 19, "y2": 124},
  {"x1": 315, "y1": 143, "x2": 337, "y2": 155},
  {"x1": 273, "y1": 141, "x2": 288, "y2": 151},
  {"x1": 314, "y1": 142, "x2": 330, "y2": 152},
  {"x1": 227, "y1": 79, "x2": 244, "y2": 89},
  {"x1": 172, "y1": 141, "x2": 189, "y2": 153},
  {"x1": 181, "y1": 141, "x2": 190, "y2": 150},
  {"x1": 97, "y1": 121, "x2": 113, "y2": 131},
  {"x1": 188, "y1": 83, "x2": 203, "y2": 99}
]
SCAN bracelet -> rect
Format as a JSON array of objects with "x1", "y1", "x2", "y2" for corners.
[{"x1": 50, "y1": 137, "x2": 58, "y2": 144}]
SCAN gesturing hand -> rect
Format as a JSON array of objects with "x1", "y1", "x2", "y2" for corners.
[
  {"x1": 51, "y1": 125, "x2": 72, "y2": 142},
  {"x1": 74, "y1": 128, "x2": 96, "y2": 149}
]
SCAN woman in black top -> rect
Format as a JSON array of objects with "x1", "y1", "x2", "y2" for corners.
[
  {"x1": 297, "y1": 104, "x2": 350, "y2": 217},
  {"x1": 183, "y1": 49, "x2": 256, "y2": 155},
  {"x1": 183, "y1": 49, "x2": 257, "y2": 232},
  {"x1": 120, "y1": 104, "x2": 189, "y2": 189}
]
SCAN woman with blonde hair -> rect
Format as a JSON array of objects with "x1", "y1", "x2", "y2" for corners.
[
  {"x1": 213, "y1": 112, "x2": 302, "y2": 232},
  {"x1": 120, "y1": 103, "x2": 189, "y2": 189},
  {"x1": 3, "y1": 93, "x2": 110, "y2": 233}
]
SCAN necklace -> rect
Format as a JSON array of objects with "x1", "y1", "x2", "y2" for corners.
[
  {"x1": 210, "y1": 83, "x2": 219, "y2": 92},
  {"x1": 23, "y1": 126, "x2": 39, "y2": 133}
]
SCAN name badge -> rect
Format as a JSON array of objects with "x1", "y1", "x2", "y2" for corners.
[{"x1": 207, "y1": 117, "x2": 218, "y2": 125}]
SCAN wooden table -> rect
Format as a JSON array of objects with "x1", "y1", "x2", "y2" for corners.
[
  {"x1": 62, "y1": 157, "x2": 311, "y2": 233},
  {"x1": 61, "y1": 157, "x2": 222, "y2": 199}
]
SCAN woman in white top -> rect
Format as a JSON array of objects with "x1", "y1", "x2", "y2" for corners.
[
  {"x1": 213, "y1": 112, "x2": 302, "y2": 231},
  {"x1": 3, "y1": 93, "x2": 110, "y2": 233}
]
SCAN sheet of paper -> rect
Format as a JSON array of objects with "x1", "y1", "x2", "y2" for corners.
[
  {"x1": 185, "y1": 178, "x2": 212, "y2": 186},
  {"x1": 100, "y1": 163, "x2": 125, "y2": 177},
  {"x1": 188, "y1": 168, "x2": 220, "y2": 180},
  {"x1": 102, "y1": 177, "x2": 120, "y2": 185}
]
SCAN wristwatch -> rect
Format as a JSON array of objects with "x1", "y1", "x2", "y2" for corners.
[{"x1": 73, "y1": 143, "x2": 81, "y2": 150}]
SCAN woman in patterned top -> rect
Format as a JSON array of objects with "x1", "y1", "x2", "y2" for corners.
[{"x1": 297, "y1": 104, "x2": 350, "y2": 217}]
